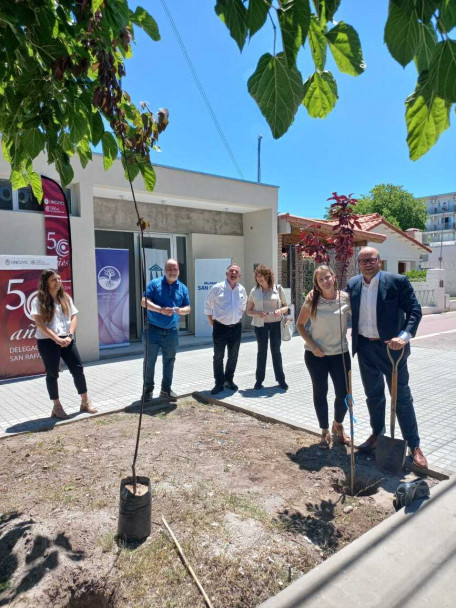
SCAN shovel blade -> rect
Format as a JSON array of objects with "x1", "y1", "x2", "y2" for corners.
[{"x1": 375, "y1": 435, "x2": 407, "y2": 474}]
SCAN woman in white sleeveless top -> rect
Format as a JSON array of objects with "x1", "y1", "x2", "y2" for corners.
[{"x1": 296, "y1": 265, "x2": 351, "y2": 449}]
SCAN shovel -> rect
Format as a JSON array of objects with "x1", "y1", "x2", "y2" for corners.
[{"x1": 375, "y1": 345, "x2": 407, "y2": 474}]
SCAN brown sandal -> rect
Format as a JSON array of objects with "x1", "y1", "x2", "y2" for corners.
[
  {"x1": 332, "y1": 421, "x2": 351, "y2": 445},
  {"x1": 80, "y1": 400, "x2": 98, "y2": 414},
  {"x1": 51, "y1": 405, "x2": 68, "y2": 419},
  {"x1": 318, "y1": 429, "x2": 331, "y2": 450}
]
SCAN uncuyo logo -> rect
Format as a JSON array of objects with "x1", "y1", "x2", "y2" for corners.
[{"x1": 98, "y1": 266, "x2": 121, "y2": 291}]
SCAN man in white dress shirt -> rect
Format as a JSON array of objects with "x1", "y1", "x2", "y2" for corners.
[
  {"x1": 204, "y1": 264, "x2": 247, "y2": 394},
  {"x1": 347, "y1": 247, "x2": 427, "y2": 469}
]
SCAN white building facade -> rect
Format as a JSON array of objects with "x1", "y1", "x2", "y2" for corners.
[{"x1": 0, "y1": 152, "x2": 279, "y2": 361}]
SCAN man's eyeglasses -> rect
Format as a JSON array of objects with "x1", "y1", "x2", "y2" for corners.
[{"x1": 358, "y1": 257, "x2": 378, "y2": 265}]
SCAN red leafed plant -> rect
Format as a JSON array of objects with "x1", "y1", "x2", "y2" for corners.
[{"x1": 328, "y1": 192, "x2": 360, "y2": 281}]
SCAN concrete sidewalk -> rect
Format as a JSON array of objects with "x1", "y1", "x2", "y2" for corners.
[
  {"x1": 258, "y1": 476, "x2": 456, "y2": 608},
  {"x1": 1, "y1": 333, "x2": 455, "y2": 472}
]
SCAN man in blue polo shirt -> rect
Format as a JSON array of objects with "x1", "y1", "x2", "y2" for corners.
[{"x1": 141, "y1": 259, "x2": 191, "y2": 402}]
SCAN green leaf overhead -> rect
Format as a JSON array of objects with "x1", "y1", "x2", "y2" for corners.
[
  {"x1": 140, "y1": 163, "x2": 157, "y2": 191},
  {"x1": 278, "y1": 0, "x2": 311, "y2": 65},
  {"x1": 414, "y1": 0, "x2": 440, "y2": 23},
  {"x1": 405, "y1": 74, "x2": 451, "y2": 160},
  {"x1": 308, "y1": 16, "x2": 327, "y2": 70},
  {"x1": 312, "y1": 0, "x2": 341, "y2": 24},
  {"x1": 384, "y1": 1, "x2": 420, "y2": 67},
  {"x1": 28, "y1": 167, "x2": 43, "y2": 201},
  {"x1": 101, "y1": 132, "x2": 119, "y2": 171},
  {"x1": 438, "y1": 0, "x2": 456, "y2": 33},
  {"x1": 415, "y1": 22, "x2": 437, "y2": 73},
  {"x1": 429, "y1": 39, "x2": 456, "y2": 102},
  {"x1": 215, "y1": 0, "x2": 248, "y2": 51},
  {"x1": 56, "y1": 156, "x2": 74, "y2": 187},
  {"x1": 248, "y1": 52, "x2": 305, "y2": 138},
  {"x1": 325, "y1": 21, "x2": 365, "y2": 76},
  {"x1": 247, "y1": 0, "x2": 271, "y2": 37},
  {"x1": 0, "y1": 0, "x2": 166, "y2": 194},
  {"x1": 302, "y1": 70, "x2": 338, "y2": 118},
  {"x1": 91, "y1": 112, "x2": 105, "y2": 147},
  {"x1": 131, "y1": 6, "x2": 160, "y2": 40},
  {"x1": 25, "y1": 128, "x2": 46, "y2": 160}
]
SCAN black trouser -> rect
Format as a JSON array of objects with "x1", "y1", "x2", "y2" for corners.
[
  {"x1": 304, "y1": 350, "x2": 351, "y2": 429},
  {"x1": 357, "y1": 336, "x2": 419, "y2": 447},
  {"x1": 37, "y1": 339, "x2": 87, "y2": 400},
  {"x1": 212, "y1": 320, "x2": 242, "y2": 386},
  {"x1": 254, "y1": 322, "x2": 285, "y2": 385}
]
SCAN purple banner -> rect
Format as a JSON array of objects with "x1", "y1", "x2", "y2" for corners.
[{"x1": 95, "y1": 248, "x2": 130, "y2": 349}]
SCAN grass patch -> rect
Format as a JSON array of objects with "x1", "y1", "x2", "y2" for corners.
[{"x1": 0, "y1": 578, "x2": 11, "y2": 593}]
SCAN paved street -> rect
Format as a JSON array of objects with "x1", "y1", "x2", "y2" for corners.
[{"x1": 1, "y1": 312, "x2": 455, "y2": 473}]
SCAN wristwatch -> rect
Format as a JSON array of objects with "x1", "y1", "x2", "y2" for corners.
[{"x1": 68, "y1": 333, "x2": 74, "y2": 339}]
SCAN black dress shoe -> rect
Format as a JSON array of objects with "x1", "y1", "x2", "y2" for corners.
[
  {"x1": 159, "y1": 389, "x2": 178, "y2": 402},
  {"x1": 224, "y1": 380, "x2": 238, "y2": 391},
  {"x1": 357, "y1": 434, "x2": 378, "y2": 454},
  {"x1": 279, "y1": 382, "x2": 288, "y2": 390},
  {"x1": 210, "y1": 384, "x2": 224, "y2": 395},
  {"x1": 254, "y1": 382, "x2": 263, "y2": 390}
]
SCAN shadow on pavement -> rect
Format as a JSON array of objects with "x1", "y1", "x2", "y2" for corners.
[
  {"x1": 5, "y1": 412, "x2": 80, "y2": 434},
  {"x1": 239, "y1": 385, "x2": 287, "y2": 398},
  {"x1": 123, "y1": 400, "x2": 177, "y2": 417}
]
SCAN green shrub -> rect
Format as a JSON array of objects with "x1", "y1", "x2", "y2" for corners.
[{"x1": 404, "y1": 269, "x2": 427, "y2": 282}]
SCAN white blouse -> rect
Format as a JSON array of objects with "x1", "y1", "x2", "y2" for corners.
[
  {"x1": 31, "y1": 296, "x2": 78, "y2": 340},
  {"x1": 304, "y1": 291, "x2": 350, "y2": 355}
]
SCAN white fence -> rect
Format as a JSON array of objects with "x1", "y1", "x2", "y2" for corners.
[{"x1": 411, "y1": 268, "x2": 446, "y2": 314}]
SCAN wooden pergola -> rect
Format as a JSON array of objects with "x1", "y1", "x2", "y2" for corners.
[{"x1": 277, "y1": 214, "x2": 386, "y2": 314}]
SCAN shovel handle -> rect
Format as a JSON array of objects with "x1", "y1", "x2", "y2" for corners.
[{"x1": 387, "y1": 345, "x2": 404, "y2": 439}]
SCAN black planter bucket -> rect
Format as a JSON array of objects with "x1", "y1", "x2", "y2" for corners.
[{"x1": 117, "y1": 476, "x2": 151, "y2": 542}]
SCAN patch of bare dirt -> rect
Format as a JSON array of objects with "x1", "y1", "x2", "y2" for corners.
[{"x1": 0, "y1": 397, "x2": 435, "y2": 607}]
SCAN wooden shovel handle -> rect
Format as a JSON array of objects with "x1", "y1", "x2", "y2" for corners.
[{"x1": 387, "y1": 345, "x2": 404, "y2": 439}]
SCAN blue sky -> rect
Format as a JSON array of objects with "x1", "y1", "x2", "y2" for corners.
[{"x1": 123, "y1": 1, "x2": 455, "y2": 217}]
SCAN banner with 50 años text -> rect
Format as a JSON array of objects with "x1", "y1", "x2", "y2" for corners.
[
  {"x1": 42, "y1": 176, "x2": 73, "y2": 297},
  {"x1": 0, "y1": 255, "x2": 57, "y2": 380}
]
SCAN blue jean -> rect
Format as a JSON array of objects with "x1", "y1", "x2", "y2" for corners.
[
  {"x1": 357, "y1": 337, "x2": 420, "y2": 448},
  {"x1": 143, "y1": 324, "x2": 179, "y2": 392}
]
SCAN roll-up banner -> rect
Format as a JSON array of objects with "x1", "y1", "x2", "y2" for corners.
[
  {"x1": 95, "y1": 248, "x2": 130, "y2": 349},
  {"x1": 0, "y1": 255, "x2": 57, "y2": 380},
  {"x1": 42, "y1": 176, "x2": 73, "y2": 297},
  {"x1": 195, "y1": 258, "x2": 231, "y2": 337}
]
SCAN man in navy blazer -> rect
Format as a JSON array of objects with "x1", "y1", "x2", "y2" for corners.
[{"x1": 347, "y1": 247, "x2": 427, "y2": 469}]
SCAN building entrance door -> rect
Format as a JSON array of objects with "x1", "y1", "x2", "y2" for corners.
[{"x1": 137, "y1": 233, "x2": 188, "y2": 334}]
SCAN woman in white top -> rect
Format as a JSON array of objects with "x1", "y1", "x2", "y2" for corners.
[
  {"x1": 247, "y1": 264, "x2": 289, "y2": 390},
  {"x1": 31, "y1": 269, "x2": 97, "y2": 419},
  {"x1": 296, "y1": 265, "x2": 351, "y2": 449}
]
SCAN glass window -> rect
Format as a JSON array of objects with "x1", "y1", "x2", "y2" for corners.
[
  {"x1": 0, "y1": 180, "x2": 13, "y2": 210},
  {"x1": 18, "y1": 186, "x2": 43, "y2": 212}
]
